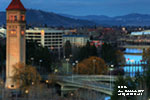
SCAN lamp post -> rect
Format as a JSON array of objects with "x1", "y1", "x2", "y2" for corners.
[
  {"x1": 66, "y1": 58, "x2": 70, "y2": 75},
  {"x1": 75, "y1": 60, "x2": 78, "y2": 75},
  {"x1": 39, "y1": 59, "x2": 43, "y2": 73},
  {"x1": 1, "y1": 80, "x2": 4, "y2": 100},
  {"x1": 31, "y1": 57, "x2": 34, "y2": 65},
  {"x1": 93, "y1": 59, "x2": 96, "y2": 75},
  {"x1": 1, "y1": 65, "x2": 4, "y2": 82},
  {"x1": 54, "y1": 69, "x2": 58, "y2": 74},
  {"x1": 110, "y1": 65, "x2": 114, "y2": 90},
  {"x1": 72, "y1": 63, "x2": 75, "y2": 82}
]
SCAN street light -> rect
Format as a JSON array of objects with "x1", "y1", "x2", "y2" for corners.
[
  {"x1": 72, "y1": 63, "x2": 76, "y2": 82},
  {"x1": 54, "y1": 69, "x2": 58, "y2": 74},
  {"x1": 46, "y1": 80, "x2": 49, "y2": 84},
  {"x1": 75, "y1": 60, "x2": 78, "y2": 75},
  {"x1": 39, "y1": 59, "x2": 43, "y2": 73},
  {"x1": 25, "y1": 90, "x2": 29, "y2": 94},
  {"x1": 66, "y1": 58, "x2": 70, "y2": 75},
  {"x1": 30, "y1": 57, "x2": 34, "y2": 65},
  {"x1": 93, "y1": 59, "x2": 96, "y2": 75},
  {"x1": 110, "y1": 65, "x2": 114, "y2": 90}
]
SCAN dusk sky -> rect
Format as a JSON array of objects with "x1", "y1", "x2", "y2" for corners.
[{"x1": 1, "y1": 0, "x2": 150, "y2": 16}]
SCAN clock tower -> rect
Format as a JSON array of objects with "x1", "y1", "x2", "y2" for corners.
[{"x1": 6, "y1": 0, "x2": 26, "y2": 89}]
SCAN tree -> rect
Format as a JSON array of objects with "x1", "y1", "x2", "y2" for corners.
[
  {"x1": 0, "y1": 41, "x2": 6, "y2": 73},
  {"x1": 111, "y1": 76, "x2": 136, "y2": 100},
  {"x1": 112, "y1": 66, "x2": 150, "y2": 100},
  {"x1": 26, "y1": 40, "x2": 52, "y2": 73},
  {"x1": 116, "y1": 50, "x2": 126, "y2": 65},
  {"x1": 12, "y1": 63, "x2": 41, "y2": 92},
  {"x1": 74, "y1": 56, "x2": 107, "y2": 75},
  {"x1": 101, "y1": 43, "x2": 114, "y2": 63},
  {"x1": 100, "y1": 28, "x2": 123, "y2": 43},
  {"x1": 134, "y1": 65, "x2": 150, "y2": 100},
  {"x1": 101, "y1": 43, "x2": 125, "y2": 66},
  {"x1": 76, "y1": 41, "x2": 98, "y2": 61},
  {"x1": 64, "y1": 40, "x2": 72, "y2": 58},
  {"x1": 143, "y1": 48, "x2": 150, "y2": 64}
]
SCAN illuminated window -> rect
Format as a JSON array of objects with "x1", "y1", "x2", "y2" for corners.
[
  {"x1": 10, "y1": 30, "x2": 16, "y2": 35},
  {"x1": 41, "y1": 30, "x2": 45, "y2": 36},
  {"x1": 21, "y1": 30, "x2": 25, "y2": 35}
]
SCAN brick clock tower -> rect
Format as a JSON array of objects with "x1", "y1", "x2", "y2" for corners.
[{"x1": 6, "y1": 0, "x2": 26, "y2": 89}]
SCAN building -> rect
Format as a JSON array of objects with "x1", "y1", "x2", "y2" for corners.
[
  {"x1": 119, "y1": 30, "x2": 150, "y2": 46},
  {"x1": 63, "y1": 35, "x2": 90, "y2": 47},
  {"x1": 26, "y1": 27, "x2": 65, "y2": 58},
  {"x1": 6, "y1": 0, "x2": 26, "y2": 89},
  {"x1": 131, "y1": 30, "x2": 150, "y2": 36}
]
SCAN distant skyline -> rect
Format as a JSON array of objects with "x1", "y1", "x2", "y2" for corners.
[{"x1": 1, "y1": 0, "x2": 150, "y2": 16}]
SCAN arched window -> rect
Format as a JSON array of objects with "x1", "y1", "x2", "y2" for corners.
[
  {"x1": 9, "y1": 15, "x2": 13, "y2": 21},
  {"x1": 14, "y1": 16, "x2": 17, "y2": 21},
  {"x1": 21, "y1": 15, "x2": 25, "y2": 21}
]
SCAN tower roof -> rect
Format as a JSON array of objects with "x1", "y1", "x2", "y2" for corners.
[{"x1": 6, "y1": 0, "x2": 26, "y2": 11}]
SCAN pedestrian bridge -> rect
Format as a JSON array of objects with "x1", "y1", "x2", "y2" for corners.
[{"x1": 46, "y1": 75, "x2": 117, "y2": 96}]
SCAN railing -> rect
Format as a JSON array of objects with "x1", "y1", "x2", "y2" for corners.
[
  {"x1": 61, "y1": 78, "x2": 113, "y2": 95},
  {"x1": 54, "y1": 75, "x2": 117, "y2": 95},
  {"x1": 119, "y1": 62, "x2": 148, "y2": 77}
]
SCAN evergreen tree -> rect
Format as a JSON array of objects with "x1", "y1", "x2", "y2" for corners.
[
  {"x1": 26, "y1": 40, "x2": 52, "y2": 73},
  {"x1": 64, "y1": 40, "x2": 72, "y2": 58},
  {"x1": 101, "y1": 43, "x2": 125, "y2": 66},
  {"x1": 111, "y1": 76, "x2": 136, "y2": 100},
  {"x1": 77, "y1": 41, "x2": 98, "y2": 61}
]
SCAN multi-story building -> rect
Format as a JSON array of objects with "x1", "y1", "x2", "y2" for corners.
[
  {"x1": 63, "y1": 35, "x2": 90, "y2": 47},
  {"x1": 119, "y1": 30, "x2": 150, "y2": 46},
  {"x1": 26, "y1": 27, "x2": 64, "y2": 53}
]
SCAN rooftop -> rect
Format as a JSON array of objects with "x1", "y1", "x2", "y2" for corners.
[
  {"x1": 131, "y1": 30, "x2": 150, "y2": 35},
  {"x1": 63, "y1": 35, "x2": 88, "y2": 37},
  {"x1": 6, "y1": 0, "x2": 26, "y2": 11}
]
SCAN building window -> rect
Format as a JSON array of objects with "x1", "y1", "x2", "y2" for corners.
[
  {"x1": 10, "y1": 29, "x2": 16, "y2": 35},
  {"x1": 14, "y1": 16, "x2": 17, "y2": 21},
  {"x1": 21, "y1": 15, "x2": 25, "y2": 21},
  {"x1": 21, "y1": 30, "x2": 25, "y2": 35},
  {"x1": 9, "y1": 15, "x2": 13, "y2": 21}
]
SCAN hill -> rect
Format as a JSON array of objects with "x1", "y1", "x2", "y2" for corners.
[{"x1": 0, "y1": 9, "x2": 95, "y2": 27}]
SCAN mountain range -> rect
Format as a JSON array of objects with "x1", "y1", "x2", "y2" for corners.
[
  {"x1": 1, "y1": 9, "x2": 150, "y2": 27},
  {"x1": 61, "y1": 13, "x2": 150, "y2": 26},
  {"x1": 0, "y1": 9, "x2": 95, "y2": 27}
]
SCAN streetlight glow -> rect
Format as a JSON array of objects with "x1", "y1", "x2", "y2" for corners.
[{"x1": 25, "y1": 90, "x2": 29, "y2": 94}]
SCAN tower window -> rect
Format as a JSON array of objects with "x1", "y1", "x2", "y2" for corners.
[
  {"x1": 9, "y1": 15, "x2": 13, "y2": 21},
  {"x1": 21, "y1": 15, "x2": 25, "y2": 21},
  {"x1": 9, "y1": 15, "x2": 17, "y2": 21},
  {"x1": 21, "y1": 30, "x2": 25, "y2": 35},
  {"x1": 10, "y1": 29, "x2": 16, "y2": 35},
  {"x1": 14, "y1": 16, "x2": 17, "y2": 21}
]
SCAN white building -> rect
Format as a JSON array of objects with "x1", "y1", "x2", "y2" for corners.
[
  {"x1": 26, "y1": 27, "x2": 65, "y2": 53},
  {"x1": 131, "y1": 30, "x2": 150, "y2": 36},
  {"x1": 63, "y1": 35, "x2": 90, "y2": 47}
]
